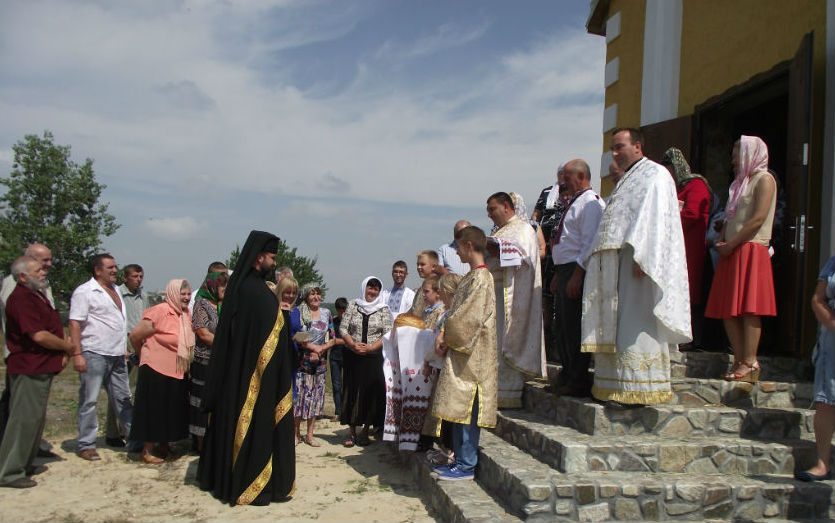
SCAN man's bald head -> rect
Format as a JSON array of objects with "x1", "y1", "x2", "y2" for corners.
[
  {"x1": 563, "y1": 159, "x2": 592, "y2": 194},
  {"x1": 453, "y1": 220, "x2": 471, "y2": 235},
  {"x1": 23, "y1": 243, "x2": 52, "y2": 273}
]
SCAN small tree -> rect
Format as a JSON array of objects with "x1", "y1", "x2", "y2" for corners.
[
  {"x1": 225, "y1": 239, "x2": 326, "y2": 292},
  {"x1": 0, "y1": 131, "x2": 120, "y2": 303}
]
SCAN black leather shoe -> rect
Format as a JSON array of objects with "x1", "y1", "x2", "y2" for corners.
[
  {"x1": 36, "y1": 448, "x2": 60, "y2": 459},
  {"x1": 556, "y1": 384, "x2": 592, "y2": 398},
  {"x1": 105, "y1": 437, "x2": 126, "y2": 448},
  {"x1": 795, "y1": 470, "x2": 832, "y2": 482},
  {"x1": 25, "y1": 465, "x2": 48, "y2": 476},
  {"x1": 1, "y1": 477, "x2": 36, "y2": 488}
]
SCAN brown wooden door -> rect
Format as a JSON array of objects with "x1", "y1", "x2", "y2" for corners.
[
  {"x1": 640, "y1": 115, "x2": 693, "y2": 164},
  {"x1": 779, "y1": 32, "x2": 815, "y2": 355}
]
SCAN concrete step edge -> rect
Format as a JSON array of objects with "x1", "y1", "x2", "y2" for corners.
[{"x1": 405, "y1": 446, "x2": 522, "y2": 523}]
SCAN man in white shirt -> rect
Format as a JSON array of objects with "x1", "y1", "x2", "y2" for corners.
[
  {"x1": 435, "y1": 220, "x2": 471, "y2": 276},
  {"x1": 380, "y1": 261, "x2": 415, "y2": 321},
  {"x1": 69, "y1": 254, "x2": 131, "y2": 461},
  {"x1": 549, "y1": 159, "x2": 605, "y2": 397}
]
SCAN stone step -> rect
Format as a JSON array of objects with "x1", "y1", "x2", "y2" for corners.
[
  {"x1": 669, "y1": 351, "x2": 813, "y2": 382},
  {"x1": 404, "y1": 447, "x2": 521, "y2": 523},
  {"x1": 523, "y1": 382, "x2": 815, "y2": 438},
  {"x1": 477, "y1": 430, "x2": 835, "y2": 521},
  {"x1": 671, "y1": 377, "x2": 813, "y2": 409},
  {"x1": 494, "y1": 409, "x2": 818, "y2": 475},
  {"x1": 548, "y1": 352, "x2": 812, "y2": 385}
]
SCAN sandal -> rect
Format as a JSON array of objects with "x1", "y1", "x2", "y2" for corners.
[
  {"x1": 723, "y1": 361, "x2": 760, "y2": 383},
  {"x1": 343, "y1": 437, "x2": 355, "y2": 448},
  {"x1": 140, "y1": 450, "x2": 164, "y2": 465},
  {"x1": 305, "y1": 436, "x2": 321, "y2": 447}
]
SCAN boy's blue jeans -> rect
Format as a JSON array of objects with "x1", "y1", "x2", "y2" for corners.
[{"x1": 451, "y1": 393, "x2": 481, "y2": 473}]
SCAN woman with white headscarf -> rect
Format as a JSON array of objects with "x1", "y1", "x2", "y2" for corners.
[{"x1": 338, "y1": 276, "x2": 392, "y2": 447}]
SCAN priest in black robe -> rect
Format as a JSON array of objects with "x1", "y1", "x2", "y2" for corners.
[{"x1": 197, "y1": 230, "x2": 295, "y2": 505}]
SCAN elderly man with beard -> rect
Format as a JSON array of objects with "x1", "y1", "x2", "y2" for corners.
[
  {"x1": 0, "y1": 256, "x2": 73, "y2": 488},
  {"x1": 0, "y1": 243, "x2": 59, "y2": 458}
]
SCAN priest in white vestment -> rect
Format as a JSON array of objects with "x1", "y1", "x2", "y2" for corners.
[
  {"x1": 485, "y1": 192, "x2": 546, "y2": 408},
  {"x1": 582, "y1": 128, "x2": 692, "y2": 405}
]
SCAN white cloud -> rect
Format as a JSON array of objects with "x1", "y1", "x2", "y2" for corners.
[
  {"x1": 375, "y1": 20, "x2": 491, "y2": 64},
  {"x1": 144, "y1": 216, "x2": 205, "y2": 240},
  {"x1": 1, "y1": 1, "x2": 606, "y2": 298}
]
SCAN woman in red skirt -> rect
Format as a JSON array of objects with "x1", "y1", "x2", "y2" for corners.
[{"x1": 705, "y1": 136, "x2": 777, "y2": 382}]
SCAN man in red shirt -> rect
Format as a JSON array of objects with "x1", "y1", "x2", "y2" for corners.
[{"x1": 0, "y1": 256, "x2": 72, "y2": 488}]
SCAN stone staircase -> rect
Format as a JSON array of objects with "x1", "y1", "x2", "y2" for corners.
[{"x1": 409, "y1": 351, "x2": 835, "y2": 522}]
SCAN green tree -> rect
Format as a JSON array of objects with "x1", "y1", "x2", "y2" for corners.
[
  {"x1": 226, "y1": 239, "x2": 326, "y2": 292},
  {"x1": 0, "y1": 131, "x2": 120, "y2": 303}
]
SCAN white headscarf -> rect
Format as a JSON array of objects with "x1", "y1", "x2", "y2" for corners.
[
  {"x1": 354, "y1": 275, "x2": 388, "y2": 314},
  {"x1": 545, "y1": 162, "x2": 567, "y2": 210}
]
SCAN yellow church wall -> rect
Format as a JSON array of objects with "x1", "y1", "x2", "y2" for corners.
[
  {"x1": 678, "y1": 0, "x2": 826, "y2": 116},
  {"x1": 603, "y1": 0, "x2": 646, "y2": 132}
]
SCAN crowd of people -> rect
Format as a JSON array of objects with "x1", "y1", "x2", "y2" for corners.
[{"x1": 0, "y1": 126, "x2": 832, "y2": 499}]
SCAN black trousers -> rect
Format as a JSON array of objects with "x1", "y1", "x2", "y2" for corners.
[{"x1": 553, "y1": 262, "x2": 591, "y2": 388}]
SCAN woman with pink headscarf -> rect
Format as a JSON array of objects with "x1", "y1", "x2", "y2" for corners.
[
  {"x1": 129, "y1": 279, "x2": 195, "y2": 464},
  {"x1": 705, "y1": 136, "x2": 777, "y2": 382}
]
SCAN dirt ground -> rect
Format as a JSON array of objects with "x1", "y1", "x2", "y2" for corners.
[{"x1": 0, "y1": 364, "x2": 437, "y2": 523}]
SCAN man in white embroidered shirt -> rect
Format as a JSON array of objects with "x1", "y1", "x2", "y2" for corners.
[
  {"x1": 548, "y1": 159, "x2": 605, "y2": 397},
  {"x1": 380, "y1": 261, "x2": 415, "y2": 321},
  {"x1": 69, "y1": 253, "x2": 131, "y2": 461}
]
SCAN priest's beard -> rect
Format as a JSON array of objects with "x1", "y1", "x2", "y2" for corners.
[{"x1": 256, "y1": 263, "x2": 274, "y2": 279}]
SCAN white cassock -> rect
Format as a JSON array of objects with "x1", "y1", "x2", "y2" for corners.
[
  {"x1": 487, "y1": 215, "x2": 546, "y2": 409},
  {"x1": 582, "y1": 157, "x2": 692, "y2": 404}
]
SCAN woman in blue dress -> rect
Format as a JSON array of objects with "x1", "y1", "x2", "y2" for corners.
[{"x1": 796, "y1": 255, "x2": 835, "y2": 481}]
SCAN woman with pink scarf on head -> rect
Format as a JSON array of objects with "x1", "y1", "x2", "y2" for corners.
[
  {"x1": 705, "y1": 135, "x2": 777, "y2": 382},
  {"x1": 129, "y1": 279, "x2": 195, "y2": 464}
]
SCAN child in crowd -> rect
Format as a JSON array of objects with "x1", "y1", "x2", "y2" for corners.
[
  {"x1": 423, "y1": 272, "x2": 462, "y2": 465},
  {"x1": 408, "y1": 250, "x2": 440, "y2": 318},
  {"x1": 429, "y1": 226, "x2": 498, "y2": 481}
]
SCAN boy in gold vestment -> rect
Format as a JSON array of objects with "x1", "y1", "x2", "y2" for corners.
[{"x1": 430, "y1": 226, "x2": 498, "y2": 481}]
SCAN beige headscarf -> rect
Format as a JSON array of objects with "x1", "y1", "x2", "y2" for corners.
[{"x1": 164, "y1": 279, "x2": 195, "y2": 374}]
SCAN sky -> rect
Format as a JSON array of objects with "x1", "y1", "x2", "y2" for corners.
[{"x1": 0, "y1": 0, "x2": 606, "y2": 300}]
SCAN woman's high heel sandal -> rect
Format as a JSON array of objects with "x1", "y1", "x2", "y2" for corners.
[{"x1": 723, "y1": 360, "x2": 760, "y2": 383}]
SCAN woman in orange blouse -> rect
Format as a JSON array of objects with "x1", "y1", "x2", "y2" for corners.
[{"x1": 129, "y1": 279, "x2": 195, "y2": 464}]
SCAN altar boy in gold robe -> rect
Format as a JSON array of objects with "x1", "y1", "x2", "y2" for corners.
[{"x1": 429, "y1": 226, "x2": 498, "y2": 481}]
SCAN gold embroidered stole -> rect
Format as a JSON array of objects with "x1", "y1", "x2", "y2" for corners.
[{"x1": 233, "y1": 309, "x2": 293, "y2": 505}]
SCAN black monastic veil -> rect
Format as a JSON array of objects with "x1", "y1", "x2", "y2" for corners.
[{"x1": 197, "y1": 230, "x2": 295, "y2": 505}]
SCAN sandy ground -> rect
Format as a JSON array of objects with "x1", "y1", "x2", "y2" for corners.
[{"x1": 0, "y1": 419, "x2": 436, "y2": 523}]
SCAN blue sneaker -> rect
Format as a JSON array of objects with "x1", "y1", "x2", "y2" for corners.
[
  {"x1": 430, "y1": 463, "x2": 452, "y2": 478},
  {"x1": 436, "y1": 464, "x2": 474, "y2": 481}
]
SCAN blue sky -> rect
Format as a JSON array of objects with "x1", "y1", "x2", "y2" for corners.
[{"x1": 0, "y1": 0, "x2": 605, "y2": 299}]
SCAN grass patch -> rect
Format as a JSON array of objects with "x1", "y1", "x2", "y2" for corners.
[{"x1": 344, "y1": 478, "x2": 373, "y2": 494}]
